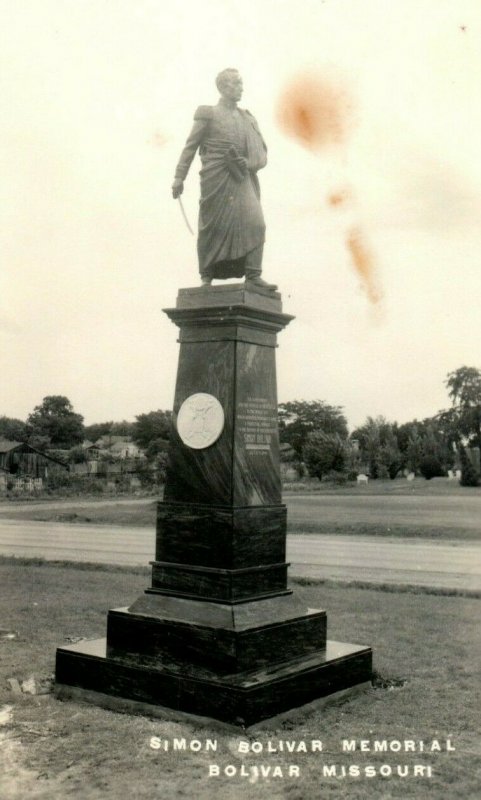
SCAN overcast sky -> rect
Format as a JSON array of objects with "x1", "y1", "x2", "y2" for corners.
[{"x1": 1, "y1": 0, "x2": 480, "y2": 429}]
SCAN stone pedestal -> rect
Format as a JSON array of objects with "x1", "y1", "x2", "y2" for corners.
[{"x1": 55, "y1": 284, "x2": 372, "y2": 726}]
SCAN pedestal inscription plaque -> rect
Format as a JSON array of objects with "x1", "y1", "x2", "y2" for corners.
[{"x1": 55, "y1": 284, "x2": 372, "y2": 726}]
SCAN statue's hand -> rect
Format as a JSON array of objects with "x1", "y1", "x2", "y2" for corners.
[{"x1": 172, "y1": 179, "x2": 184, "y2": 199}]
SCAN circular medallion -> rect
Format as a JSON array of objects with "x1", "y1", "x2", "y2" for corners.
[{"x1": 176, "y1": 393, "x2": 225, "y2": 449}]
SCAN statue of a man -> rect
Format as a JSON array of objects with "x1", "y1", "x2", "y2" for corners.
[{"x1": 172, "y1": 69, "x2": 276, "y2": 291}]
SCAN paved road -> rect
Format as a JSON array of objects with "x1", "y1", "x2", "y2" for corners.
[
  {"x1": 287, "y1": 534, "x2": 481, "y2": 591},
  {"x1": 0, "y1": 518, "x2": 480, "y2": 592}
]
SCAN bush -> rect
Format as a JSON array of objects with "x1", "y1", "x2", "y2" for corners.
[
  {"x1": 376, "y1": 464, "x2": 390, "y2": 480},
  {"x1": 135, "y1": 455, "x2": 168, "y2": 488},
  {"x1": 45, "y1": 471, "x2": 71, "y2": 490},
  {"x1": 321, "y1": 470, "x2": 348, "y2": 485},
  {"x1": 303, "y1": 432, "x2": 346, "y2": 480},
  {"x1": 71, "y1": 476, "x2": 105, "y2": 494},
  {"x1": 459, "y1": 445, "x2": 480, "y2": 487},
  {"x1": 419, "y1": 456, "x2": 445, "y2": 480},
  {"x1": 155, "y1": 452, "x2": 169, "y2": 483},
  {"x1": 42, "y1": 474, "x2": 106, "y2": 496},
  {"x1": 69, "y1": 446, "x2": 88, "y2": 464}
]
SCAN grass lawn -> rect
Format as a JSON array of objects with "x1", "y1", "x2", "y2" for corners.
[
  {"x1": 1, "y1": 560, "x2": 480, "y2": 799},
  {"x1": 1, "y1": 477, "x2": 480, "y2": 540},
  {"x1": 0, "y1": 500, "x2": 159, "y2": 528},
  {"x1": 283, "y1": 476, "x2": 479, "y2": 495}
]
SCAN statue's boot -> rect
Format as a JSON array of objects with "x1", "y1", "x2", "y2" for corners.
[
  {"x1": 200, "y1": 277, "x2": 212, "y2": 286},
  {"x1": 245, "y1": 274, "x2": 278, "y2": 292}
]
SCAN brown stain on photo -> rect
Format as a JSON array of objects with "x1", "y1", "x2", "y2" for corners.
[
  {"x1": 346, "y1": 226, "x2": 383, "y2": 305},
  {"x1": 151, "y1": 131, "x2": 169, "y2": 147},
  {"x1": 276, "y1": 70, "x2": 355, "y2": 152},
  {"x1": 277, "y1": 69, "x2": 384, "y2": 310},
  {"x1": 327, "y1": 186, "x2": 353, "y2": 208}
]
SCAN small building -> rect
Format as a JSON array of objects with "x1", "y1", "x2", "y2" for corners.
[
  {"x1": 95, "y1": 435, "x2": 144, "y2": 460},
  {"x1": 82, "y1": 441, "x2": 101, "y2": 460},
  {"x1": 109, "y1": 440, "x2": 144, "y2": 459},
  {"x1": 0, "y1": 439, "x2": 69, "y2": 479}
]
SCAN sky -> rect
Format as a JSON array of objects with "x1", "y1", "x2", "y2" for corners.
[{"x1": 1, "y1": 0, "x2": 480, "y2": 430}]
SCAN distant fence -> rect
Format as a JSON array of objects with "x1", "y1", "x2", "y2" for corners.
[{"x1": 0, "y1": 476, "x2": 43, "y2": 494}]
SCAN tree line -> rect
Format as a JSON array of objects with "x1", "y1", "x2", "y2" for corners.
[
  {"x1": 279, "y1": 367, "x2": 481, "y2": 486},
  {"x1": 0, "y1": 397, "x2": 171, "y2": 460},
  {"x1": 0, "y1": 365, "x2": 479, "y2": 485}
]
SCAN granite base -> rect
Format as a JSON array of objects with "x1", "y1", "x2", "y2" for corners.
[{"x1": 55, "y1": 637, "x2": 372, "y2": 726}]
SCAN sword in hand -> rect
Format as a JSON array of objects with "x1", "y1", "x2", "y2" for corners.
[
  {"x1": 178, "y1": 197, "x2": 194, "y2": 236},
  {"x1": 172, "y1": 178, "x2": 194, "y2": 236}
]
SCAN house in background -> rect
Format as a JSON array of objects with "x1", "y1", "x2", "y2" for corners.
[
  {"x1": 94, "y1": 435, "x2": 144, "y2": 460},
  {"x1": 81, "y1": 440, "x2": 101, "y2": 460},
  {"x1": 109, "y1": 439, "x2": 144, "y2": 459},
  {"x1": 70, "y1": 436, "x2": 147, "y2": 485}
]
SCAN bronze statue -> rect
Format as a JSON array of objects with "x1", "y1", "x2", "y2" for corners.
[{"x1": 172, "y1": 69, "x2": 276, "y2": 291}]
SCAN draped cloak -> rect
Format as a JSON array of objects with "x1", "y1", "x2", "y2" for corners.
[{"x1": 174, "y1": 102, "x2": 268, "y2": 279}]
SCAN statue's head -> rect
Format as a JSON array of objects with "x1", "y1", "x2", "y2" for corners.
[{"x1": 216, "y1": 68, "x2": 243, "y2": 102}]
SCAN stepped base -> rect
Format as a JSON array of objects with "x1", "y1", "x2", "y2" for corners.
[
  {"x1": 112, "y1": 591, "x2": 327, "y2": 673},
  {"x1": 54, "y1": 682, "x2": 371, "y2": 731},
  {"x1": 55, "y1": 637, "x2": 372, "y2": 726}
]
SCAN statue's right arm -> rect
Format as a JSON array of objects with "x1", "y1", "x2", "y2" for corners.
[{"x1": 172, "y1": 108, "x2": 212, "y2": 198}]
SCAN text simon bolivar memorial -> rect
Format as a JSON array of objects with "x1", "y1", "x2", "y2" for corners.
[{"x1": 54, "y1": 69, "x2": 373, "y2": 726}]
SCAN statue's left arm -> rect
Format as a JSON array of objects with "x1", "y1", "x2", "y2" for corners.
[{"x1": 243, "y1": 110, "x2": 267, "y2": 172}]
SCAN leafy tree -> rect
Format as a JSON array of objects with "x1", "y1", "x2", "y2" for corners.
[
  {"x1": 28, "y1": 435, "x2": 52, "y2": 453},
  {"x1": 378, "y1": 427, "x2": 402, "y2": 480},
  {"x1": 47, "y1": 448, "x2": 70, "y2": 464},
  {"x1": 278, "y1": 400, "x2": 348, "y2": 458},
  {"x1": 135, "y1": 452, "x2": 169, "y2": 487},
  {"x1": 69, "y1": 445, "x2": 88, "y2": 464},
  {"x1": 433, "y1": 408, "x2": 460, "y2": 452},
  {"x1": 350, "y1": 416, "x2": 384, "y2": 478},
  {"x1": 445, "y1": 366, "x2": 481, "y2": 449},
  {"x1": 0, "y1": 416, "x2": 27, "y2": 442},
  {"x1": 345, "y1": 442, "x2": 362, "y2": 480},
  {"x1": 419, "y1": 455, "x2": 445, "y2": 480},
  {"x1": 156, "y1": 451, "x2": 169, "y2": 483},
  {"x1": 303, "y1": 431, "x2": 346, "y2": 480},
  {"x1": 132, "y1": 410, "x2": 172, "y2": 450},
  {"x1": 145, "y1": 437, "x2": 170, "y2": 459},
  {"x1": 350, "y1": 417, "x2": 403, "y2": 479},
  {"x1": 351, "y1": 417, "x2": 379, "y2": 477},
  {"x1": 397, "y1": 421, "x2": 424, "y2": 473},
  {"x1": 111, "y1": 420, "x2": 136, "y2": 436},
  {"x1": 459, "y1": 444, "x2": 480, "y2": 487},
  {"x1": 84, "y1": 422, "x2": 114, "y2": 442},
  {"x1": 26, "y1": 396, "x2": 84, "y2": 448},
  {"x1": 404, "y1": 425, "x2": 424, "y2": 474},
  {"x1": 84, "y1": 420, "x2": 136, "y2": 443},
  {"x1": 421, "y1": 421, "x2": 452, "y2": 474}
]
